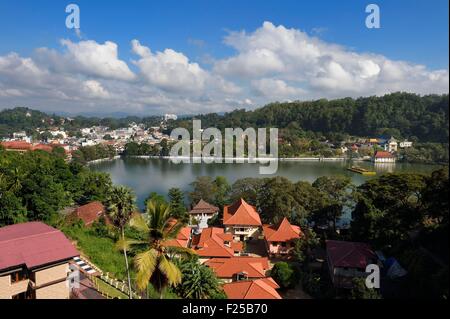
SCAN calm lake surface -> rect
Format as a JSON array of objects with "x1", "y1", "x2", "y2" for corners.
[{"x1": 89, "y1": 157, "x2": 442, "y2": 210}]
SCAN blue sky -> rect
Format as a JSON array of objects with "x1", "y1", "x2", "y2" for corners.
[{"x1": 0, "y1": 0, "x2": 448, "y2": 115}]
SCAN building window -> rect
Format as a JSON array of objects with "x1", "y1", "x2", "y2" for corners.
[
  {"x1": 236, "y1": 272, "x2": 248, "y2": 281},
  {"x1": 11, "y1": 269, "x2": 28, "y2": 283}
]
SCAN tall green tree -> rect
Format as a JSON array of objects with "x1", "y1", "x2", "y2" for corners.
[
  {"x1": 168, "y1": 188, "x2": 187, "y2": 221},
  {"x1": 189, "y1": 176, "x2": 216, "y2": 204},
  {"x1": 257, "y1": 177, "x2": 297, "y2": 224},
  {"x1": 129, "y1": 200, "x2": 194, "y2": 298},
  {"x1": 106, "y1": 186, "x2": 136, "y2": 299},
  {"x1": 212, "y1": 176, "x2": 231, "y2": 210},
  {"x1": 229, "y1": 177, "x2": 264, "y2": 206},
  {"x1": 312, "y1": 175, "x2": 354, "y2": 233},
  {"x1": 351, "y1": 173, "x2": 426, "y2": 246},
  {"x1": 0, "y1": 191, "x2": 27, "y2": 226},
  {"x1": 421, "y1": 168, "x2": 449, "y2": 226}
]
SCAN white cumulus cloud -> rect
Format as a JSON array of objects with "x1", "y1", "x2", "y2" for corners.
[{"x1": 0, "y1": 21, "x2": 448, "y2": 115}]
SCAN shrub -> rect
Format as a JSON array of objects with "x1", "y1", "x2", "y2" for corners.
[{"x1": 270, "y1": 262, "x2": 299, "y2": 289}]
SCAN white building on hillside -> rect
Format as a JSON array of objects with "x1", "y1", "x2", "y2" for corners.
[
  {"x1": 399, "y1": 140, "x2": 413, "y2": 148},
  {"x1": 384, "y1": 137, "x2": 398, "y2": 153}
]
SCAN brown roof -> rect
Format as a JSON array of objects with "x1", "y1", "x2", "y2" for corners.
[
  {"x1": 223, "y1": 278, "x2": 281, "y2": 299},
  {"x1": 0, "y1": 222, "x2": 79, "y2": 270},
  {"x1": 192, "y1": 227, "x2": 243, "y2": 258},
  {"x1": 223, "y1": 198, "x2": 262, "y2": 226},
  {"x1": 189, "y1": 199, "x2": 218, "y2": 215},
  {"x1": 326, "y1": 240, "x2": 376, "y2": 269},
  {"x1": 263, "y1": 218, "x2": 302, "y2": 242},
  {"x1": 205, "y1": 257, "x2": 270, "y2": 279},
  {"x1": 72, "y1": 201, "x2": 106, "y2": 226}
]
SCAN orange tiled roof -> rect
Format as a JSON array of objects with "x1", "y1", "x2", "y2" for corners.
[
  {"x1": 163, "y1": 226, "x2": 192, "y2": 248},
  {"x1": 374, "y1": 151, "x2": 394, "y2": 158},
  {"x1": 263, "y1": 218, "x2": 302, "y2": 242},
  {"x1": 192, "y1": 227, "x2": 242, "y2": 258},
  {"x1": 189, "y1": 199, "x2": 218, "y2": 215},
  {"x1": 205, "y1": 257, "x2": 269, "y2": 279},
  {"x1": 0, "y1": 141, "x2": 59, "y2": 153},
  {"x1": 223, "y1": 278, "x2": 281, "y2": 299},
  {"x1": 1, "y1": 141, "x2": 32, "y2": 150},
  {"x1": 223, "y1": 198, "x2": 262, "y2": 226},
  {"x1": 32, "y1": 144, "x2": 54, "y2": 152}
]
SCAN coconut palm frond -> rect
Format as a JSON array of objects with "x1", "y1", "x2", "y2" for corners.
[
  {"x1": 129, "y1": 213, "x2": 150, "y2": 232},
  {"x1": 166, "y1": 246, "x2": 196, "y2": 258},
  {"x1": 134, "y1": 249, "x2": 158, "y2": 291},
  {"x1": 158, "y1": 255, "x2": 182, "y2": 287},
  {"x1": 165, "y1": 220, "x2": 184, "y2": 239},
  {"x1": 115, "y1": 238, "x2": 146, "y2": 252}
]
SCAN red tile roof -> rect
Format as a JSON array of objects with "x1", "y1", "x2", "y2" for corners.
[
  {"x1": 72, "y1": 201, "x2": 106, "y2": 226},
  {"x1": 263, "y1": 218, "x2": 302, "y2": 242},
  {"x1": 205, "y1": 257, "x2": 270, "y2": 279},
  {"x1": 32, "y1": 144, "x2": 54, "y2": 152},
  {"x1": 326, "y1": 240, "x2": 376, "y2": 269},
  {"x1": 0, "y1": 141, "x2": 32, "y2": 150},
  {"x1": 223, "y1": 278, "x2": 281, "y2": 299},
  {"x1": 189, "y1": 199, "x2": 219, "y2": 215},
  {"x1": 192, "y1": 227, "x2": 243, "y2": 258},
  {"x1": 0, "y1": 222, "x2": 79, "y2": 270},
  {"x1": 0, "y1": 142, "x2": 60, "y2": 153},
  {"x1": 163, "y1": 227, "x2": 192, "y2": 248},
  {"x1": 374, "y1": 151, "x2": 394, "y2": 158},
  {"x1": 223, "y1": 198, "x2": 262, "y2": 226}
]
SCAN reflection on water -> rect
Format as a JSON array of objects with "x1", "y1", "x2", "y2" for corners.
[{"x1": 89, "y1": 157, "x2": 442, "y2": 210}]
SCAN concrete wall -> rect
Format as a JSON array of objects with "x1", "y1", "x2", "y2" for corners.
[
  {"x1": 34, "y1": 264, "x2": 68, "y2": 286},
  {"x1": 34, "y1": 263, "x2": 70, "y2": 299},
  {"x1": 0, "y1": 275, "x2": 30, "y2": 299},
  {"x1": 0, "y1": 263, "x2": 70, "y2": 299},
  {"x1": 35, "y1": 280, "x2": 69, "y2": 299},
  {"x1": 226, "y1": 226, "x2": 260, "y2": 241}
]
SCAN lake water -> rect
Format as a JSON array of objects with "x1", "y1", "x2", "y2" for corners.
[{"x1": 89, "y1": 157, "x2": 442, "y2": 210}]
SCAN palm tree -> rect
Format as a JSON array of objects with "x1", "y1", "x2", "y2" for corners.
[
  {"x1": 106, "y1": 186, "x2": 136, "y2": 299},
  {"x1": 129, "y1": 199, "x2": 193, "y2": 298},
  {"x1": 174, "y1": 258, "x2": 225, "y2": 299}
]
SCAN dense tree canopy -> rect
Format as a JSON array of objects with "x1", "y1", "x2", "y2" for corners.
[
  {"x1": 0, "y1": 148, "x2": 113, "y2": 226},
  {"x1": 72, "y1": 144, "x2": 117, "y2": 164},
  {"x1": 351, "y1": 172, "x2": 428, "y2": 247},
  {"x1": 174, "y1": 257, "x2": 226, "y2": 299},
  {"x1": 170, "y1": 93, "x2": 449, "y2": 143}
]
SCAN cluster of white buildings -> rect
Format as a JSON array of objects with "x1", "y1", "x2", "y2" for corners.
[{"x1": 3, "y1": 118, "x2": 175, "y2": 154}]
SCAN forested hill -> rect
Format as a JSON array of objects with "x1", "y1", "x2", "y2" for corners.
[
  {"x1": 172, "y1": 93, "x2": 449, "y2": 143},
  {"x1": 1, "y1": 92, "x2": 448, "y2": 142}
]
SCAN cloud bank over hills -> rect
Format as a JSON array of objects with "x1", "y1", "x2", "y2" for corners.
[{"x1": 0, "y1": 22, "x2": 448, "y2": 115}]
